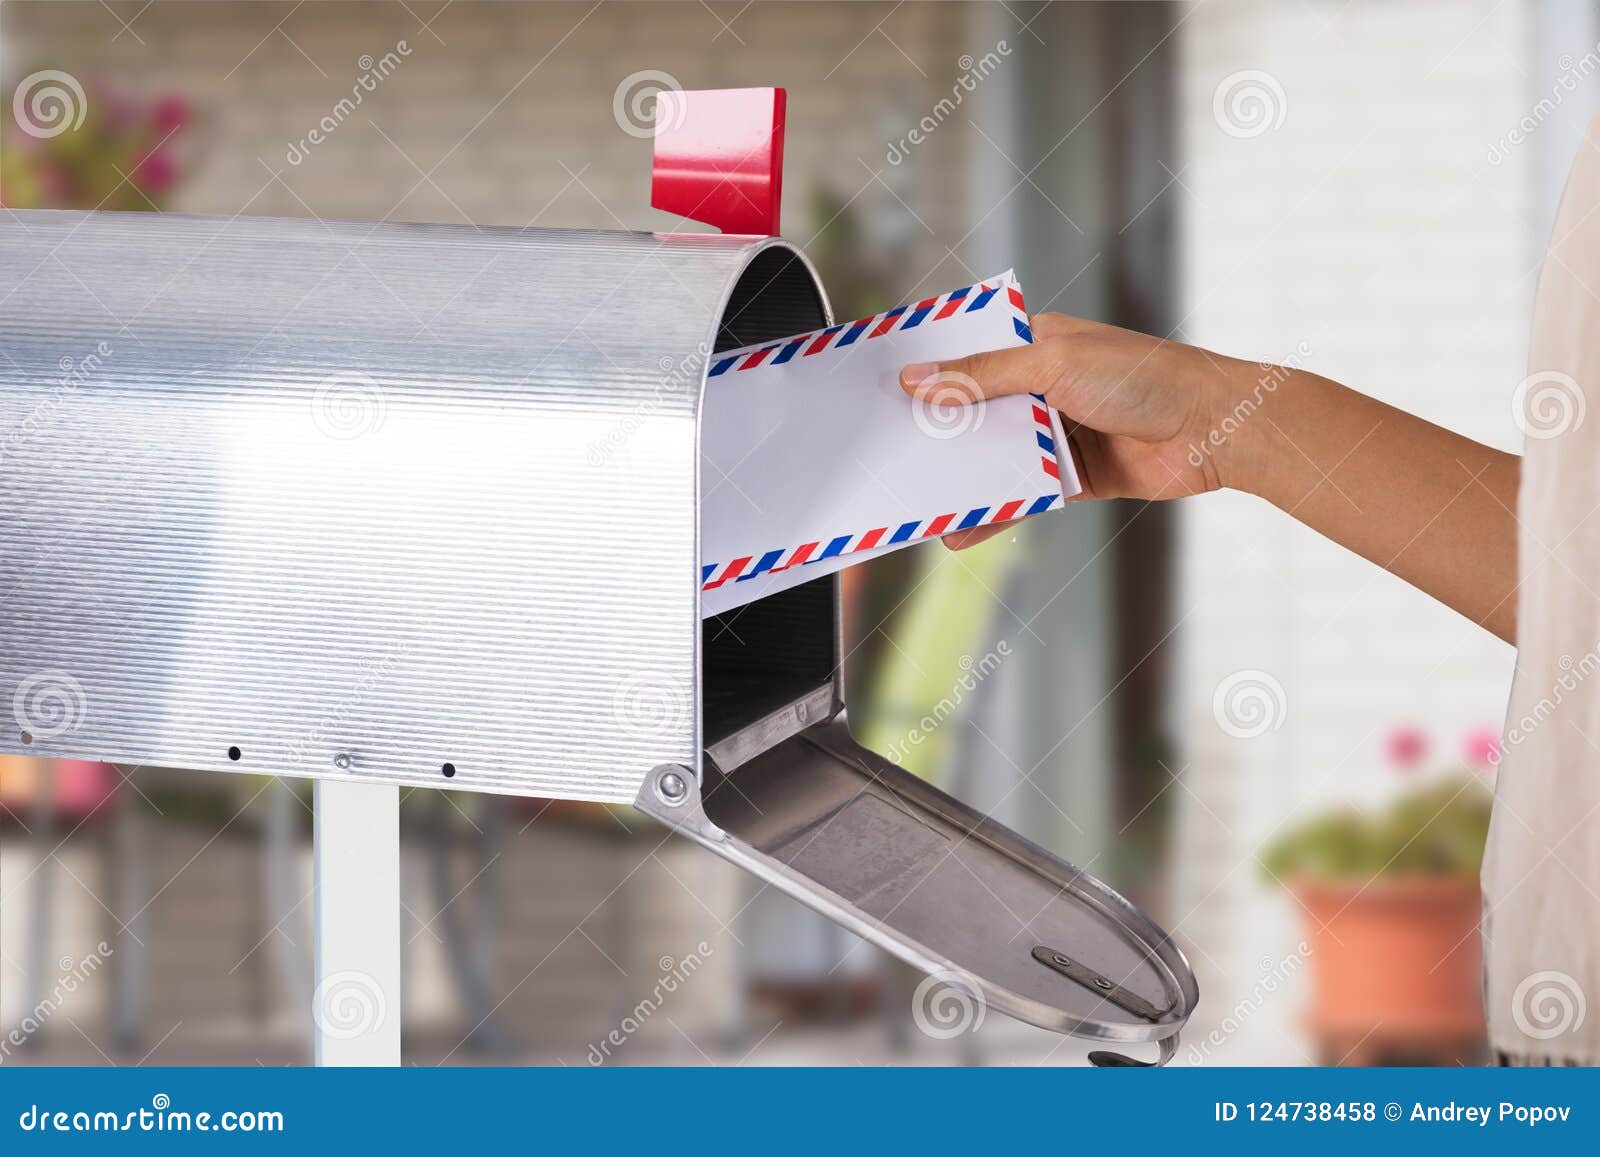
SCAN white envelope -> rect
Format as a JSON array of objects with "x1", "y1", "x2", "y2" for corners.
[{"x1": 699, "y1": 269, "x2": 1078, "y2": 618}]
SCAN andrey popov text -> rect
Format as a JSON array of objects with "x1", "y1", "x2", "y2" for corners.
[
  {"x1": 1407, "y1": 1102, "x2": 1571, "y2": 1126},
  {"x1": 1215, "y1": 1101, "x2": 1573, "y2": 1126}
]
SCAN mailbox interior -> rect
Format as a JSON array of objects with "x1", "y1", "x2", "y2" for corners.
[{"x1": 701, "y1": 247, "x2": 839, "y2": 748}]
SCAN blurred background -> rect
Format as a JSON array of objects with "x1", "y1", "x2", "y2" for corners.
[{"x1": 0, "y1": 0, "x2": 1574, "y2": 1065}]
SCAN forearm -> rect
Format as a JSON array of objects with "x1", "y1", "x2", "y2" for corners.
[
  {"x1": 1221, "y1": 368, "x2": 1520, "y2": 643},
  {"x1": 902, "y1": 317, "x2": 1522, "y2": 644}
]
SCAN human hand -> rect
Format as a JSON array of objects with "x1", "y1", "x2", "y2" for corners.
[{"x1": 900, "y1": 313, "x2": 1257, "y2": 547}]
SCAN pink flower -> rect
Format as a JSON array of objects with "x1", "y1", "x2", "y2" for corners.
[
  {"x1": 151, "y1": 95, "x2": 189, "y2": 136},
  {"x1": 131, "y1": 147, "x2": 176, "y2": 195},
  {"x1": 1464, "y1": 727, "x2": 1501, "y2": 770},
  {"x1": 1384, "y1": 725, "x2": 1428, "y2": 771}
]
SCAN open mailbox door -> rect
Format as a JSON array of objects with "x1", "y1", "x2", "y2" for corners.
[{"x1": 637, "y1": 712, "x2": 1196, "y2": 1066}]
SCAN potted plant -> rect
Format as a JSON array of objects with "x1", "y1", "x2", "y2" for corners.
[{"x1": 1260, "y1": 727, "x2": 1496, "y2": 1064}]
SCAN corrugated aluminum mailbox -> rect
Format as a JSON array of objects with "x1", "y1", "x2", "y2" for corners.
[{"x1": 0, "y1": 87, "x2": 1196, "y2": 1063}]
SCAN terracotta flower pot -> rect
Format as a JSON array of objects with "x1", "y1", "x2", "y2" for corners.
[{"x1": 1293, "y1": 876, "x2": 1484, "y2": 1049}]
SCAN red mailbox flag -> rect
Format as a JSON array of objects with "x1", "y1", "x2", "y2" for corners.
[{"x1": 651, "y1": 87, "x2": 785, "y2": 237}]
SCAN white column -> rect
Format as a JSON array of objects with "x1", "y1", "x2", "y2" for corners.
[{"x1": 313, "y1": 779, "x2": 401, "y2": 1066}]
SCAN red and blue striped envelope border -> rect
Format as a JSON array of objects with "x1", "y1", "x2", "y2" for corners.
[{"x1": 701, "y1": 276, "x2": 1065, "y2": 594}]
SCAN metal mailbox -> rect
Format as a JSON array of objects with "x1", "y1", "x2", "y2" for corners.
[{"x1": 0, "y1": 87, "x2": 1196, "y2": 1063}]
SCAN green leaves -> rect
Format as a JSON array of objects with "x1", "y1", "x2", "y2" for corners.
[{"x1": 1260, "y1": 775, "x2": 1493, "y2": 885}]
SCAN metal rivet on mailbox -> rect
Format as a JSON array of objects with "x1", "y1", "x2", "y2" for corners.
[{"x1": 654, "y1": 766, "x2": 690, "y2": 805}]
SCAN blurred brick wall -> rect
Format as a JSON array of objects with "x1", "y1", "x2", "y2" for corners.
[{"x1": 4, "y1": 0, "x2": 982, "y2": 295}]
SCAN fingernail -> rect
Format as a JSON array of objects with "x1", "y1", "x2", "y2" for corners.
[{"x1": 902, "y1": 362, "x2": 940, "y2": 388}]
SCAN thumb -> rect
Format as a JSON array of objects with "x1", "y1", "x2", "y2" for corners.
[{"x1": 899, "y1": 340, "x2": 1063, "y2": 405}]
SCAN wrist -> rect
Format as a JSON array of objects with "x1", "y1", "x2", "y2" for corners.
[{"x1": 1195, "y1": 353, "x2": 1303, "y2": 499}]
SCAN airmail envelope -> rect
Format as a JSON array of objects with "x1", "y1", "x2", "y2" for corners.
[{"x1": 699, "y1": 270, "x2": 1079, "y2": 618}]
